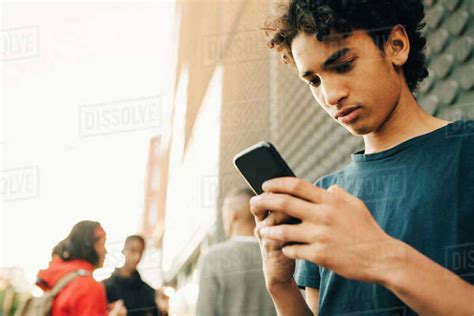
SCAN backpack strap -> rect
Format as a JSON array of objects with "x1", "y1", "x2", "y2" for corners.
[{"x1": 49, "y1": 269, "x2": 90, "y2": 297}]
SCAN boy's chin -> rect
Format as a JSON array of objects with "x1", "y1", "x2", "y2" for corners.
[{"x1": 344, "y1": 123, "x2": 372, "y2": 136}]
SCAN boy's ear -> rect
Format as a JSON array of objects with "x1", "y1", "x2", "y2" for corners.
[{"x1": 386, "y1": 24, "x2": 410, "y2": 67}]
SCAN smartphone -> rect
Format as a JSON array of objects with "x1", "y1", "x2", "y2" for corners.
[{"x1": 233, "y1": 141, "x2": 295, "y2": 195}]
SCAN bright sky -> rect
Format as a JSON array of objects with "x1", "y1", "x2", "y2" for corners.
[{"x1": 1, "y1": 2, "x2": 177, "y2": 287}]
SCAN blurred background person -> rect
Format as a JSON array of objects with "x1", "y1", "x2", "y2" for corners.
[
  {"x1": 156, "y1": 287, "x2": 169, "y2": 316},
  {"x1": 196, "y1": 188, "x2": 277, "y2": 316},
  {"x1": 35, "y1": 220, "x2": 125, "y2": 316},
  {"x1": 103, "y1": 235, "x2": 159, "y2": 316}
]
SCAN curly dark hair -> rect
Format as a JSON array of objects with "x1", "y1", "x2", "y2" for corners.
[
  {"x1": 124, "y1": 234, "x2": 146, "y2": 248},
  {"x1": 263, "y1": 0, "x2": 428, "y2": 92},
  {"x1": 52, "y1": 220, "x2": 104, "y2": 266}
]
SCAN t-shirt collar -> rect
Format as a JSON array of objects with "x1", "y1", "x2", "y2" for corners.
[{"x1": 351, "y1": 121, "x2": 455, "y2": 162}]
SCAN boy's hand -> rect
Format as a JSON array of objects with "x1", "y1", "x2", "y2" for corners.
[
  {"x1": 253, "y1": 211, "x2": 296, "y2": 292},
  {"x1": 108, "y1": 299, "x2": 127, "y2": 316},
  {"x1": 250, "y1": 177, "x2": 401, "y2": 284}
]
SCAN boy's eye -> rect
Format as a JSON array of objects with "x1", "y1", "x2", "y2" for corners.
[
  {"x1": 308, "y1": 77, "x2": 321, "y2": 87},
  {"x1": 333, "y1": 60, "x2": 354, "y2": 73}
]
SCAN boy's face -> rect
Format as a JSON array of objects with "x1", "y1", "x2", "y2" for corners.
[
  {"x1": 122, "y1": 239, "x2": 144, "y2": 270},
  {"x1": 291, "y1": 30, "x2": 402, "y2": 136}
]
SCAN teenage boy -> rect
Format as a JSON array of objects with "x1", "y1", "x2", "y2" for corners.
[
  {"x1": 250, "y1": 1, "x2": 474, "y2": 315},
  {"x1": 103, "y1": 235, "x2": 159, "y2": 316}
]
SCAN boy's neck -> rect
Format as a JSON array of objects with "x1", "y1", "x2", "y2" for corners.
[
  {"x1": 362, "y1": 87, "x2": 450, "y2": 154},
  {"x1": 118, "y1": 265, "x2": 136, "y2": 277}
]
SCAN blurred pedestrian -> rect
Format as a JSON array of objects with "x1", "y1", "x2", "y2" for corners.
[
  {"x1": 36, "y1": 220, "x2": 126, "y2": 316},
  {"x1": 156, "y1": 287, "x2": 169, "y2": 316},
  {"x1": 196, "y1": 188, "x2": 277, "y2": 316},
  {"x1": 103, "y1": 235, "x2": 159, "y2": 316}
]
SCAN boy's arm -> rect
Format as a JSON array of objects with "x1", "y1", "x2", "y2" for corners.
[
  {"x1": 305, "y1": 287, "x2": 319, "y2": 315},
  {"x1": 379, "y1": 240, "x2": 474, "y2": 316},
  {"x1": 250, "y1": 208, "x2": 315, "y2": 316},
  {"x1": 267, "y1": 279, "x2": 314, "y2": 316}
]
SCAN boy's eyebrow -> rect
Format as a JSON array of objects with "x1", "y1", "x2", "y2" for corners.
[
  {"x1": 323, "y1": 48, "x2": 351, "y2": 68},
  {"x1": 300, "y1": 47, "x2": 352, "y2": 79}
]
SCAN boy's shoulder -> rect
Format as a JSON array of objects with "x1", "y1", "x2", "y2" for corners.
[
  {"x1": 314, "y1": 120, "x2": 474, "y2": 189},
  {"x1": 442, "y1": 120, "x2": 474, "y2": 150},
  {"x1": 433, "y1": 120, "x2": 474, "y2": 166},
  {"x1": 442, "y1": 120, "x2": 474, "y2": 139}
]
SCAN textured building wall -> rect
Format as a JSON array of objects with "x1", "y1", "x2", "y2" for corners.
[
  {"x1": 270, "y1": 0, "x2": 474, "y2": 184},
  {"x1": 420, "y1": 0, "x2": 474, "y2": 120},
  {"x1": 166, "y1": 1, "x2": 271, "y2": 310},
  {"x1": 216, "y1": 0, "x2": 271, "y2": 241},
  {"x1": 163, "y1": 0, "x2": 270, "y2": 288}
]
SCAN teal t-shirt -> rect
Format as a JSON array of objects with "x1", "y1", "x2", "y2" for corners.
[{"x1": 295, "y1": 120, "x2": 474, "y2": 315}]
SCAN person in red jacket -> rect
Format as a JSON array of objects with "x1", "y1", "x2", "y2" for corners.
[{"x1": 37, "y1": 220, "x2": 125, "y2": 316}]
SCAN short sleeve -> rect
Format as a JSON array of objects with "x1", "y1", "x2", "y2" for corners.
[{"x1": 294, "y1": 259, "x2": 320, "y2": 289}]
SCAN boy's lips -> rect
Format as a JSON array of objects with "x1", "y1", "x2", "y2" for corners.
[
  {"x1": 335, "y1": 106, "x2": 363, "y2": 125},
  {"x1": 334, "y1": 106, "x2": 361, "y2": 119}
]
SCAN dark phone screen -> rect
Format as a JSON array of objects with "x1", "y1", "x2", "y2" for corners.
[{"x1": 234, "y1": 143, "x2": 295, "y2": 195}]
